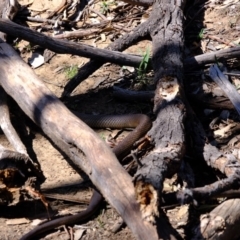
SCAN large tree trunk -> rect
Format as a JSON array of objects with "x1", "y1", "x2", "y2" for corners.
[{"x1": 0, "y1": 41, "x2": 158, "y2": 240}]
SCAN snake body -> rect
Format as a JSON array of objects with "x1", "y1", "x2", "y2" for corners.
[{"x1": 20, "y1": 113, "x2": 152, "y2": 240}]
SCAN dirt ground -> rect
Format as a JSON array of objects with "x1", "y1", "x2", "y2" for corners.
[{"x1": 1, "y1": 0, "x2": 240, "y2": 239}]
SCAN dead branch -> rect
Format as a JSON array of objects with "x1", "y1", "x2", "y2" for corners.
[
  {"x1": 0, "y1": 19, "x2": 144, "y2": 67},
  {"x1": 0, "y1": 87, "x2": 27, "y2": 155},
  {"x1": 53, "y1": 28, "x2": 101, "y2": 39},
  {"x1": 0, "y1": 19, "x2": 239, "y2": 98},
  {"x1": 187, "y1": 109, "x2": 240, "y2": 177},
  {"x1": 193, "y1": 199, "x2": 240, "y2": 240},
  {"x1": 184, "y1": 46, "x2": 240, "y2": 68},
  {"x1": 133, "y1": 0, "x2": 186, "y2": 227},
  {"x1": 185, "y1": 98, "x2": 240, "y2": 238},
  {"x1": 0, "y1": 0, "x2": 44, "y2": 207},
  {"x1": 0, "y1": 41, "x2": 158, "y2": 239},
  {"x1": 209, "y1": 64, "x2": 240, "y2": 114},
  {"x1": 121, "y1": 0, "x2": 153, "y2": 6},
  {"x1": 173, "y1": 173, "x2": 240, "y2": 205},
  {"x1": 113, "y1": 86, "x2": 236, "y2": 111},
  {"x1": 63, "y1": 43, "x2": 240, "y2": 95}
]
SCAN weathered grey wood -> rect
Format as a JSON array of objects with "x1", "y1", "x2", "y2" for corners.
[
  {"x1": 0, "y1": 42, "x2": 158, "y2": 240},
  {"x1": 193, "y1": 199, "x2": 240, "y2": 240},
  {"x1": 184, "y1": 46, "x2": 240, "y2": 67},
  {"x1": 0, "y1": 87, "x2": 28, "y2": 155},
  {"x1": 209, "y1": 64, "x2": 240, "y2": 115}
]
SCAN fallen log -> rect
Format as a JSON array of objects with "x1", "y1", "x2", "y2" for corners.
[
  {"x1": 0, "y1": 19, "x2": 145, "y2": 67},
  {"x1": 0, "y1": 41, "x2": 158, "y2": 239},
  {"x1": 184, "y1": 46, "x2": 240, "y2": 68},
  {"x1": 0, "y1": 0, "x2": 44, "y2": 207},
  {"x1": 193, "y1": 199, "x2": 240, "y2": 240},
  {"x1": 186, "y1": 90, "x2": 240, "y2": 238},
  {"x1": 133, "y1": 0, "x2": 186, "y2": 225}
]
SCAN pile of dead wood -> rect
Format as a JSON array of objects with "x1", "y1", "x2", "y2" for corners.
[{"x1": 1, "y1": 0, "x2": 240, "y2": 239}]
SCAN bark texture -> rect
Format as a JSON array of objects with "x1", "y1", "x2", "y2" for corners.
[
  {"x1": 193, "y1": 199, "x2": 240, "y2": 240},
  {"x1": 134, "y1": 0, "x2": 186, "y2": 223},
  {"x1": 0, "y1": 42, "x2": 158, "y2": 240},
  {"x1": 0, "y1": 19, "x2": 144, "y2": 67}
]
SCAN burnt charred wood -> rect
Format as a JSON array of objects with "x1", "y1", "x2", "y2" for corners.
[
  {"x1": 170, "y1": 61, "x2": 240, "y2": 240},
  {"x1": 121, "y1": 0, "x2": 153, "y2": 6},
  {"x1": 0, "y1": 19, "x2": 145, "y2": 68},
  {"x1": 0, "y1": 0, "x2": 20, "y2": 40},
  {"x1": 162, "y1": 175, "x2": 240, "y2": 208},
  {"x1": 187, "y1": 109, "x2": 240, "y2": 177},
  {"x1": 184, "y1": 46, "x2": 240, "y2": 68},
  {"x1": 203, "y1": 144, "x2": 240, "y2": 177},
  {"x1": 191, "y1": 174, "x2": 240, "y2": 202},
  {"x1": 212, "y1": 188, "x2": 240, "y2": 199},
  {"x1": 212, "y1": 122, "x2": 240, "y2": 145},
  {"x1": 133, "y1": 0, "x2": 186, "y2": 224},
  {"x1": 186, "y1": 95, "x2": 240, "y2": 238},
  {"x1": 163, "y1": 185, "x2": 240, "y2": 207},
  {"x1": 0, "y1": 42, "x2": 158, "y2": 239}
]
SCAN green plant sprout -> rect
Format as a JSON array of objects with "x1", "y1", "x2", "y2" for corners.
[
  {"x1": 64, "y1": 65, "x2": 78, "y2": 79},
  {"x1": 100, "y1": 0, "x2": 115, "y2": 15},
  {"x1": 198, "y1": 28, "x2": 205, "y2": 39},
  {"x1": 99, "y1": 132, "x2": 106, "y2": 141},
  {"x1": 136, "y1": 46, "x2": 151, "y2": 81},
  {"x1": 24, "y1": 43, "x2": 34, "y2": 52}
]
